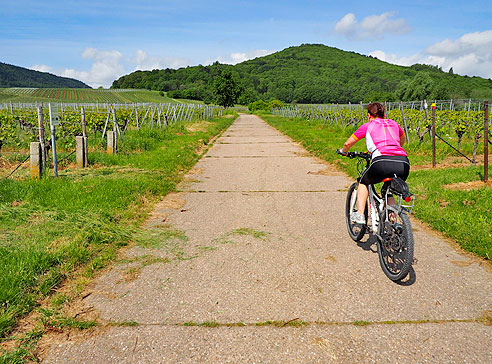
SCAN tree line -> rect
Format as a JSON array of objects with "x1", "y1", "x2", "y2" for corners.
[
  {"x1": 111, "y1": 44, "x2": 492, "y2": 105},
  {"x1": 0, "y1": 62, "x2": 90, "y2": 89}
]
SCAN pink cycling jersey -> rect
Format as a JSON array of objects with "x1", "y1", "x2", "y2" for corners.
[{"x1": 352, "y1": 118, "x2": 407, "y2": 158}]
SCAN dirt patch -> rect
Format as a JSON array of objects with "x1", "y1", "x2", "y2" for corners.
[
  {"x1": 187, "y1": 167, "x2": 203, "y2": 175},
  {"x1": 450, "y1": 260, "x2": 474, "y2": 268},
  {"x1": 412, "y1": 155, "x2": 486, "y2": 170},
  {"x1": 308, "y1": 166, "x2": 344, "y2": 176},
  {"x1": 186, "y1": 121, "x2": 212, "y2": 133},
  {"x1": 443, "y1": 181, "x2": 492, "y2": 191},
  {"x1": 0, "y1": 158, "x2": 16, "y2": 169},
  {"x1": 195, "y1": 141, "x2": 208, "y2": 155},
  {"x1": 0, "y1": 157, "x2": 28, "y2": 178},
  {"x1": 153, "y1": 192, "x2": 186, "y2": 210}
]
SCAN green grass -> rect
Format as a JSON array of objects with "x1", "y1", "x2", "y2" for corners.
[
  {"x1": 0, "y1": 113, "x2": 236, "y2": 341},
  {"x1": 258, "y1": 111, "x2": 492, "y2": 260}
]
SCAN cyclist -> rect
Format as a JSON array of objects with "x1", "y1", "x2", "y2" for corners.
[{"x1": 338, "y1": 102, "x2": 410, "y2": 224}]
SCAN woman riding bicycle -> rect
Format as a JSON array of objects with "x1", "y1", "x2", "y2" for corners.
[{"x1": 339, "y1": 102, "x2": 410, "y2": 224}]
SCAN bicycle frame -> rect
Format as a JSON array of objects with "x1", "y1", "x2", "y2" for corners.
[
  {"x1": 367, "y1": 184, "x2": 382, "y2": 233},
  {"x1": 340, "y1": 149, "x2": 415, "y2": 281},
  {"x1": 342, "y1": 149, "x2": 414, "y2": 234}
]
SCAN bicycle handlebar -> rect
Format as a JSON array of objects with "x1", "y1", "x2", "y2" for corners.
[{"x1": 336, "y1": 149, "x2": 371, "y2": 160}]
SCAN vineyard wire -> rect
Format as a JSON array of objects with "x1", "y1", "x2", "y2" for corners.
[{"x1": 4, "y1": 155, "x2": 30, "y2": 179}]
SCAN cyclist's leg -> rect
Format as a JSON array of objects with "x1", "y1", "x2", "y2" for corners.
[
  {"x1": 358, "y1": 161, "x2": 380, "y2": 215},
  {"x1": 356, "y1": 183, "x2": 368, "y2": 214},
  {"x1": 375, "y1": 156, "x2": 411, "y2": 221}
]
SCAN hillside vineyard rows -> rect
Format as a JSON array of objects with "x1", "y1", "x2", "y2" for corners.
[{"x1": 2, "y1": 88, "x2": 157, "y2": 104}]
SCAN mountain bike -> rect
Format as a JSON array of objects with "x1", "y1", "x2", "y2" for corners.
[{"x1": 337, "y1": 150, "x2": 415, "y2": 281}]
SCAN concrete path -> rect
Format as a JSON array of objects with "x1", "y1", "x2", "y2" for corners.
[{"x1": 43, "y1": 115, "x2": 492, "y2": 363}]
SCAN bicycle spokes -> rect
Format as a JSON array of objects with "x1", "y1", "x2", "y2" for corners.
[{"x1": 378, "y1": 210, "x2": 414, "y2": 281}]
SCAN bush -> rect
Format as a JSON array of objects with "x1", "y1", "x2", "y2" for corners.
[
  {"x1": 248, "y1": 100, "x2": 269, "y2": 112},
  {"x1": 268, "y1": 99, "x2": 284, "y2": 109}
]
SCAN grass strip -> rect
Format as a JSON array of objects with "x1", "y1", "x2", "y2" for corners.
[
  {"x1": 0, "y1": 113, "x2": 236, "y2": 342},
  {"x1": 125, "y1": 317, "x2": 480, "y2": 328},
  {"x1": 257, "y1": 111, "x2": 492, "y2": 260}
]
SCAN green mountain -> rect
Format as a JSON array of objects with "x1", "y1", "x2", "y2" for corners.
[
  {"x1": 112, "y1": 44, "x2": 492, "y2": 104},
  {"x1": 0, "y1": 62, "x2": 90, "y2": 88}
]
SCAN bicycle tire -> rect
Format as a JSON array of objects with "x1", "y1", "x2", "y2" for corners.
[
  {"x1": 345, "y1": 182, "x2": 368, "y2": 241},
  {"x1": 377, "y1": 207, "x2": 414, "y2": 281}
]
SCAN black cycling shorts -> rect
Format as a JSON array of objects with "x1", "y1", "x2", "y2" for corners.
[{"x1": 360, "y1": 155, "x2": 410, "y2": 186}]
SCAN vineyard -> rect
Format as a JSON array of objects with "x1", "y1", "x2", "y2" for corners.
[
  {"x1": 0, "y1": 102, "x2": 222, "y2": 178},
  {"x1": 273, "y1": 99, "x2": 491, "y2": 165},
  {"x1": 0, "y1": 88, "x2": 179, "y2": 104}
]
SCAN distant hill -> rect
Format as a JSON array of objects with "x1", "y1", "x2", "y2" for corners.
[
  {"x1": 112, "y1": 44, "x2": 492, "y2": 104},
  {"x1": 0, "y1": 62, "x2": 90, "y2": 88}
]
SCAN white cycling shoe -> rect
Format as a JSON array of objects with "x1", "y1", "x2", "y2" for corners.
[{"x1": 350, "y1": 211, "x2": 366, "y2": 224}]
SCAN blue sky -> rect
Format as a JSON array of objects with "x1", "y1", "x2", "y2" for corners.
[{"x1": 1, "y1": 0, "x2": 491, "y2": 87}]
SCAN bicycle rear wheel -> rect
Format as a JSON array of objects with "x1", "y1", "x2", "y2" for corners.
[
  {"x1": 345, "y1": 182, "x2": 368, "y2": 241},
  {"x1": 377, "y1": 207, "x2": 414, "y2": 281}
]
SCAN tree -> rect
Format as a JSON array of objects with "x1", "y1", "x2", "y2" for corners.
[
  {"x1": 213, "y1": 70, "x2": 243, "y2": 107},
  {"x1": 396, "y1": 73, "x2": 434, "y2": 101}
]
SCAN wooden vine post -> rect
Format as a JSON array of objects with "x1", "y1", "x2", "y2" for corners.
[
  {"x1": 37, "y1": 106, "x2": 46, "y2": 173},
  {"x1": 400, "y1": 101, "x2": 410, "y2": 144},
  {"x1": 76, "y1": 106, "x2": 88, "y2": 167},
  {"x1": 485, "y1": 101, "x2": 489, "y2": 183},
  {"x1": 432, "y1": 102, "x2": 436, "y2": 168},
  {"x1": 48, "y1": 103, "x2": 59, "y2": 177}
]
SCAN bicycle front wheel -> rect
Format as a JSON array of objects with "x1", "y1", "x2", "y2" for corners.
[
  {"x1": 345, "y1": 182, "x2": 367, "y2": 242},
  {"x1": 377, "y1": 207, "x2": 414, "y2": 281}
]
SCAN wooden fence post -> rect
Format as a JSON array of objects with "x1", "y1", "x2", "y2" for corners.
[
  {"x1": 49, "y1": 103, "x2": 59, "y2": 177},
  {"x1": 37, "y1": 106, "x2": 46, "y2": 173},
  {"x1": 81, "y1": 106, "x2": 88, "y2": 166},
  {"x1": 432, "y1": 102, "x2": 436, "y2": 168},
  {"x1": 485, "y1": 101, "x2": 489, "y2": 183},
  {"x1": 400, "y1": 101, "x2": 410, "y2": 144}
]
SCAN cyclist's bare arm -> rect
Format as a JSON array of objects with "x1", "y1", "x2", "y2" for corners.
[{"x1": 342, "y1": 135, "x2": 358, "y2": 153}]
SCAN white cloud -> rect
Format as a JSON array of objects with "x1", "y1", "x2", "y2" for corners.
[
  {"x1": 133, "y1": 50, "x2": 190, "y2": 71},
  {"x1": 334, "y1": 12, "x2": 410, "y2": 39},
  {"x1": 370, "y1": 29, "x2": 492, "y2": 79},
  {"x1": 425, "y1": 30, "x2": 492, "y2": 57},
  {"x1": 31, "y1": 64, "x2": 53, "y2": 73},
  {"x1": 31, "y1": 48, "x2": 125, "y2": 88},
  {"x1": 369, "y1": 50, "x2": 421, "y2": 66},
  {"x1": 334, "y1": 13, "x2": 357, "y2": 37},
  {"x1": 211, "y1": 49, "x2": 275, "y2": 65}
]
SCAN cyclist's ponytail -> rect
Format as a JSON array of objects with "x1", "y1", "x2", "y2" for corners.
[{"x1": 367, "y1": 102, "x2": 385, "y2": 118}]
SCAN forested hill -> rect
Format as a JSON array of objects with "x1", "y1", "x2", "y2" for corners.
[
  {"x1": 0, "y1": 62, "x2": 90, "y2": 88},
  {"x1": 112, "y1": 44, "x2": 492, "y2": 104}
]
